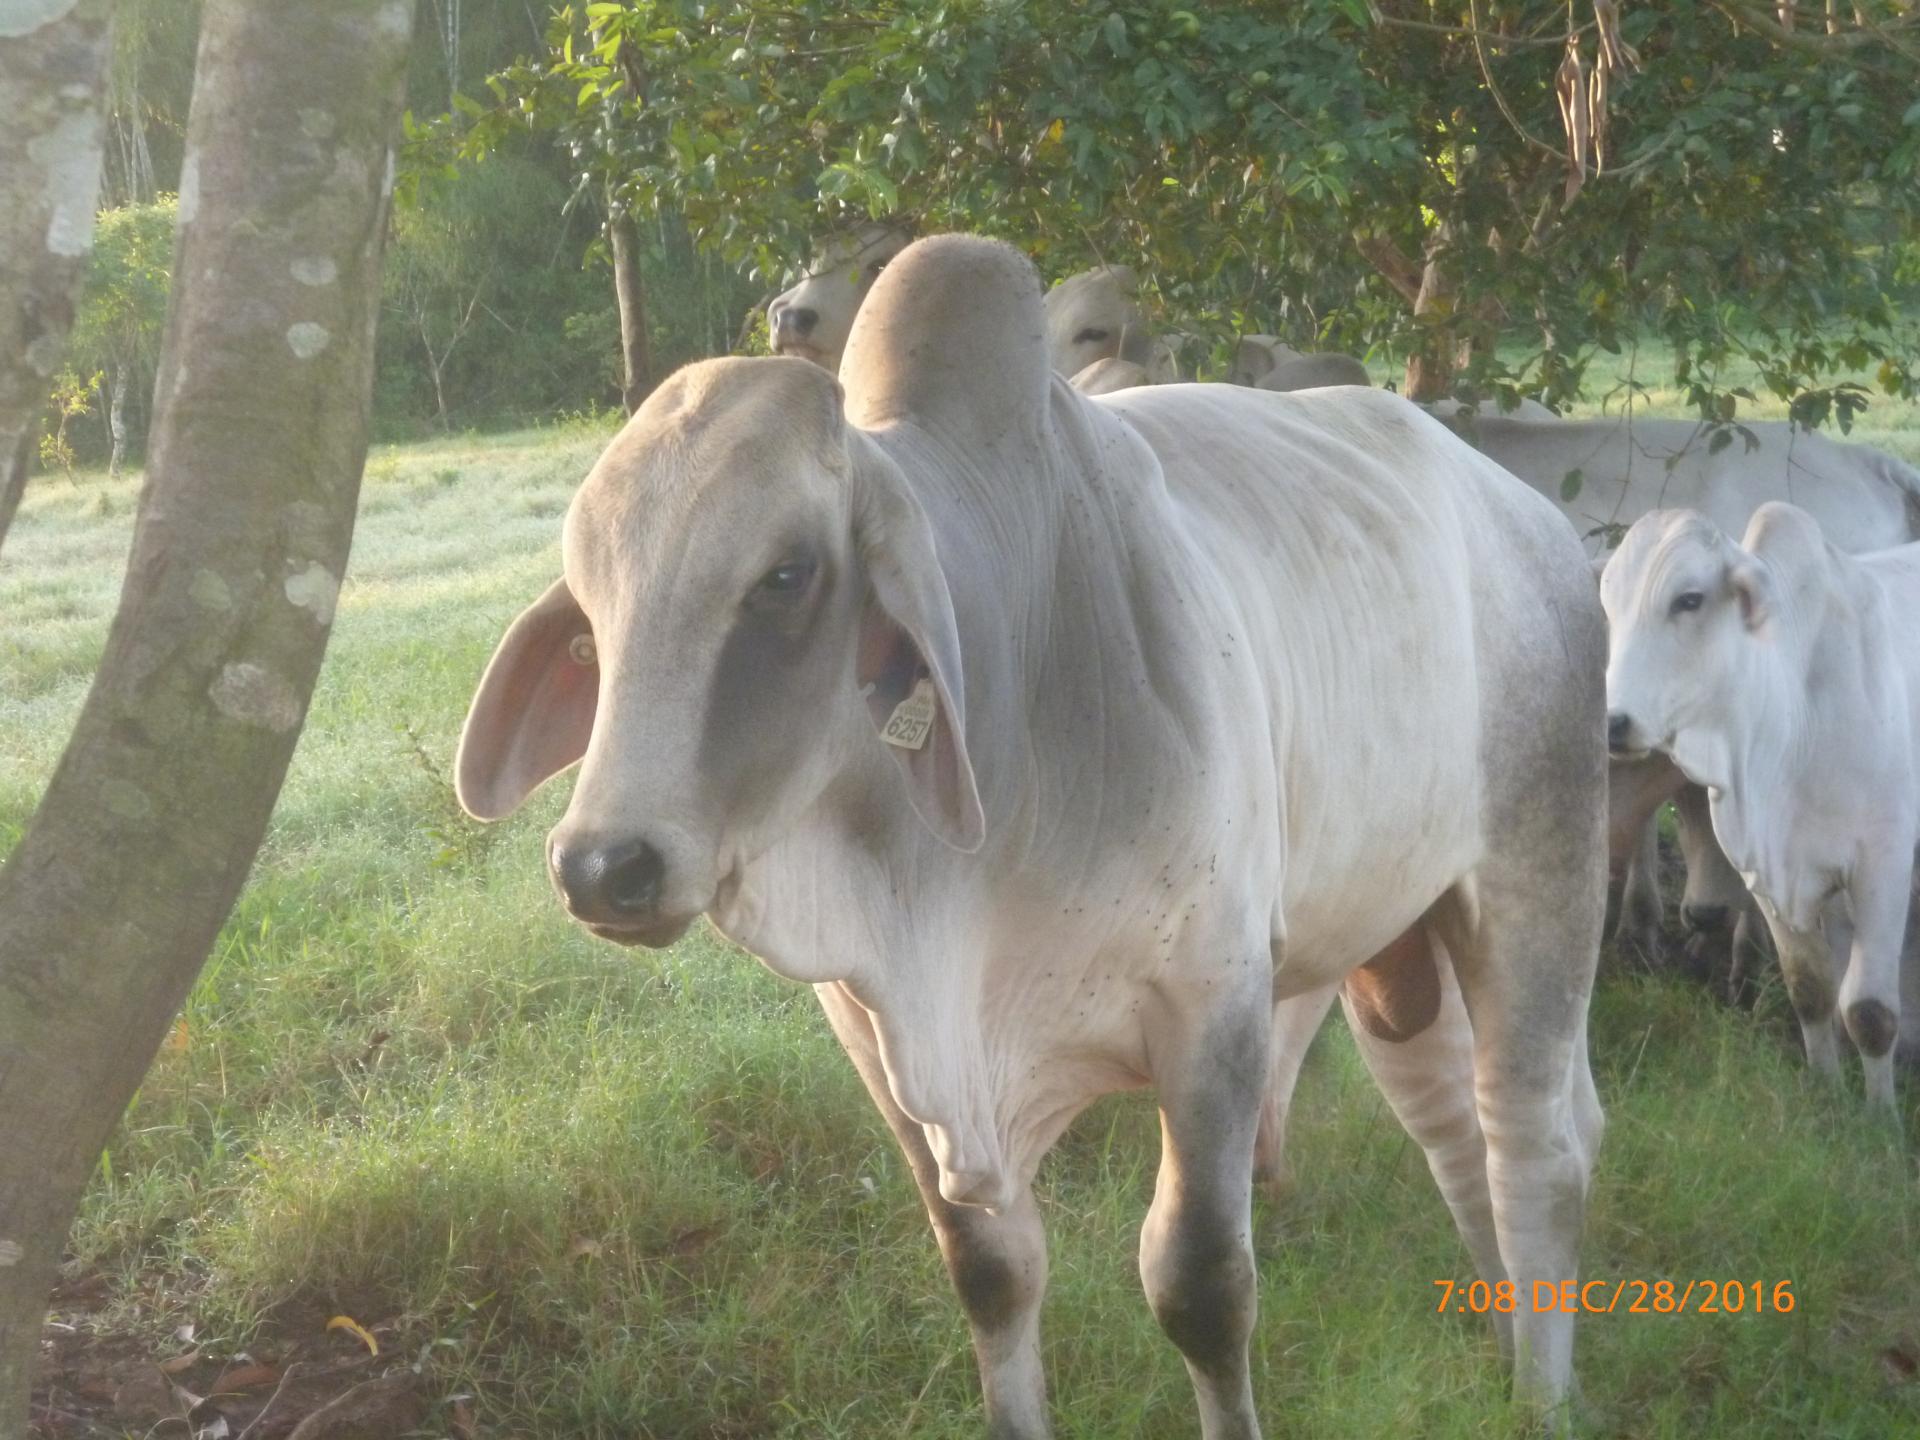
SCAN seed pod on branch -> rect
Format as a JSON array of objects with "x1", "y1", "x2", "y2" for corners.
[{"x1": 1555, "y1": 35, "x2": 1591, "y2": 202}]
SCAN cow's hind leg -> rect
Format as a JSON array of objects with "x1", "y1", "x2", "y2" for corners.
[
  {"x1": 1439, "y1": 849, "x2": 1604, "y2": 1416},
  {"x1": 816, "y1": 985, "x2": 1052, "y2": 1439},
  {"x1": 1342, "y1": 922, "x2": 1510, "y2": 1349},
  {"x1": 1140, "y1": 968, "x2": 1269, "y2": 1440}
]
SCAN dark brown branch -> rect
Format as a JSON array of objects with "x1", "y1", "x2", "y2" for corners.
[{"x1": 1353, "y1": 231, "x2": 1424, "y2": 306}]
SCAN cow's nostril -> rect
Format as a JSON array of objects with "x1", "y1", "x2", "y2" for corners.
[
  {"x1": 1606, "y1": 712, "x2": 1633, "y2": 751},
  {"x1": 549, "y1": 836, "x2": 667, "y2": 922},
  {"x1": 789, "y1": 306, "x2": 819, "y2": 336},
  {"x1": 604, "y1": 841, "x2": 665, "y2": 915}
]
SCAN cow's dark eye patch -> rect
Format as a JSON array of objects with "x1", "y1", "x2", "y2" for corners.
[
  {"x1": 1669, "y1": 591, "x2": 1705, "y2": 616},
  {"x1": 744, "y1": 556, "x2": 819, "y2": 617},
  {"x1": 1074, "y1": 327, "x2": 1111, "y2": 345}
]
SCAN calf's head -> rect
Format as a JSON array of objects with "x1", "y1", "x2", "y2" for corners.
[
  {"x1": 1599, "y1": 506, "x2": 1797, "y2": 772},
  {"x1": 456, "y1": 356, "x2": 983, "y2": 950},
  {"x1": 767, "y1": 222, "x2": 913, "y2": 371}
]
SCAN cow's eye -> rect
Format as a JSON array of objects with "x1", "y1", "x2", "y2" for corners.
[
  {"x1": 1074, "y1": 327, "x2": 1111, "y2": 345},
  {"x1": 1670, "y1": 591, "x2": 1705, "y2": 616},
  {"x1": 749, "y1": 558, "x2": 816, "y2": 606}
]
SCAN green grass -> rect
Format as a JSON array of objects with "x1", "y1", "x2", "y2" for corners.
[{"x1": 5, "y1": 376, "x2": 1920, "y2": 1438}]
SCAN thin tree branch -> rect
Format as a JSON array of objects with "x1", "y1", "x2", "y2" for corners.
[
  {"x1": 1467, "y1": 0, "x2": 1567, "y2": 160},
  {"x1": 1353, "y1": 232, "x2": 1424, "y2": 306},
  {"x1": 1373, "y1": 11, "x2": 1589, "y2": 47}
]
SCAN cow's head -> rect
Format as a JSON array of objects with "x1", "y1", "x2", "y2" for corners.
[
  {"x1": 455, "y1": 356, "x2": 983, "y2": 949},
  {"x1": 1229, "y1": 335, "x2": 1299, "y2": 387},
  {"x1": 1040, "y1": 265, "x2": 1153, "y2": 377},
  {"x1": 767, "y1": 221, "x2": 914, "y2": 372},
  {"x1": 1599, "y1": 504, "x2": 1817, "y2": 784}
]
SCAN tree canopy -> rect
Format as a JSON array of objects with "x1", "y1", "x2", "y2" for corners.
[{"x1": 478, "y1": 0, "x2": 1920, "y2": 413}]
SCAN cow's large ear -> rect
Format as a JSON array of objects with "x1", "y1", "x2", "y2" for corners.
[
  {"x1": 455, "y1": 579, "x2": 599, "y2": 820},
  {"x1": 852, "y1": 460, "x2": 986, "y2": 853},
  {"x1": 1728, "y1": 554, "x2": 1775, "y2": 632}
]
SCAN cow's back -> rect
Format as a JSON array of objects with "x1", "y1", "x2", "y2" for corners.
[{"x1": 1463, "y1": 414, "x2": 1916, "y2": 555}]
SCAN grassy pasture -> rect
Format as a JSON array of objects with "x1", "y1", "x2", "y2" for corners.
[{"x1": 5, "y1": 372, "x2": 1920, "y2": 1438}]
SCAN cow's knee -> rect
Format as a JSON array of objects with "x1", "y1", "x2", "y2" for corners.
[
  {"x1": 1783, "y1": 957, "x2": 1837, "y2": 1025},
  {"x1": 1846, "y1": 998, "x2": 1899, "y2": 1060},
  {"x1": 935, "y1": 1208, "x2": 1044, "y2": 1338},
  {"x1": 1140, "y1": 1205, "x2": 1256, "y2": 1377}
]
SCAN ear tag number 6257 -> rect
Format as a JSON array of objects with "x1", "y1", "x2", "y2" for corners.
[{"x1": 881, "y1": 678, "x2": 936, "y2": 751}]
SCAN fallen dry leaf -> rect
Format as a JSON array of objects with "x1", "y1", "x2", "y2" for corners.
[
  {"x1": 210, "y1": 1363, "x2": 282, "y2": 1393},
  {"x1": 448, "y1": 1393, "x2": 478, "y2": 1440}
]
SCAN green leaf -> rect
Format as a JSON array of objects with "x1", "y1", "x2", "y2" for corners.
[{"x1": 1559, "y1": 469, "x2": 1583, "y2": 503}]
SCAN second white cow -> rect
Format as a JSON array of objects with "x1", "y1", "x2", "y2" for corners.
[{"x1": 1602, "y1": 504, "x2": 1920, "y2": 1108}]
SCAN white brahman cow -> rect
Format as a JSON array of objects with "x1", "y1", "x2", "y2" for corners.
[
  {"x1": 456, "y1": 235, "x2": 1607, "y2": 1437},
  {"x1": 1603, "y1": 504, "x2": 1920, "y2": 1108},
  {"x1": 1438, "y1": 410, "x2": 1920, "y2": 558},
  {"x1": 1424, "y1": 394, "x2": 1558, "y2": 422},
  {"x1": 767, "y1": 220, "x2": 913, "y2": 371},
  {"x1": 1040, "y1": 264, "x2": 1181, "y2": 383},
  {"x1": 1452, "y1": 409, "x2": 1920, "y2": 967},
  {"x1": 1230, "y1": 334, "x2": 1371, "y2": 392}
]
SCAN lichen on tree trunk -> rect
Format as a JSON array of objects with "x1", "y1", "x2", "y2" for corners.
[
  {"x1": 0, "y1": 0, "x2": 113, "y2": 557},
  {"x1": 0, "y1": 1, "x2": 415, "y2": 1428}
]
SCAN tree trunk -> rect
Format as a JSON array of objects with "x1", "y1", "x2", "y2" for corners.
[
  {"x1": 106, "y1": 364, "x2": 127, "y2": 477},
  {"x1": 0, "y1": 0, "x2": 114, "y2": 559},
  {"x1": 609, "y1": 210, "x2": 652, "y2": 414},
  {"x1": 0, "y1": 2, "x2": 413, "y2": 1429},
  {"x1": 1403, "y1": 233, "x2": 1458, "y2": 402}
]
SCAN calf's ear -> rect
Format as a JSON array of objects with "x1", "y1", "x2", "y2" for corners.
[
  {"x1": 853, "y1": 462, "x2": 986, "y2": 854},
  {"x1": 455, "y1": 578, "x2": 599, "y2": 820}
]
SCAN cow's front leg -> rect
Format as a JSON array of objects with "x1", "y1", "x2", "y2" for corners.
[
  {"x1": 1252, "y1": 983, "x2": 1338, "y2": 1197},
  {"x1": 815, "y1": 984, "x2": 1052, "y2": 1438},
  {"x1": 1140, "y1": 981, "x2": 1268, "y2": 1440},
  {"x1": 1758, "y1": 903, "x2": 1844, "y2": 1081}
]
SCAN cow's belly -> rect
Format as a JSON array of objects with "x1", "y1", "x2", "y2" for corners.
[{"x1": 1268, "y1": 782, "x2": 1485, "y2": 996}]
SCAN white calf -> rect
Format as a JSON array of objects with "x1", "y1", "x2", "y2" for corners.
[{"x1": 1603, "y1": 504, "x2": 1920, "y2": 1107}]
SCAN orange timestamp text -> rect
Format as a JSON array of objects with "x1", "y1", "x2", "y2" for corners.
[{"x1": 1433, "y1": 1278, "x2": 1796, "y2": 1316}]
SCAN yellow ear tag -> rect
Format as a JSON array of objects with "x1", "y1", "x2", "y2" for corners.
[{"x1": 881, "y1": 677, "x2": 936, "y2": 751}]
